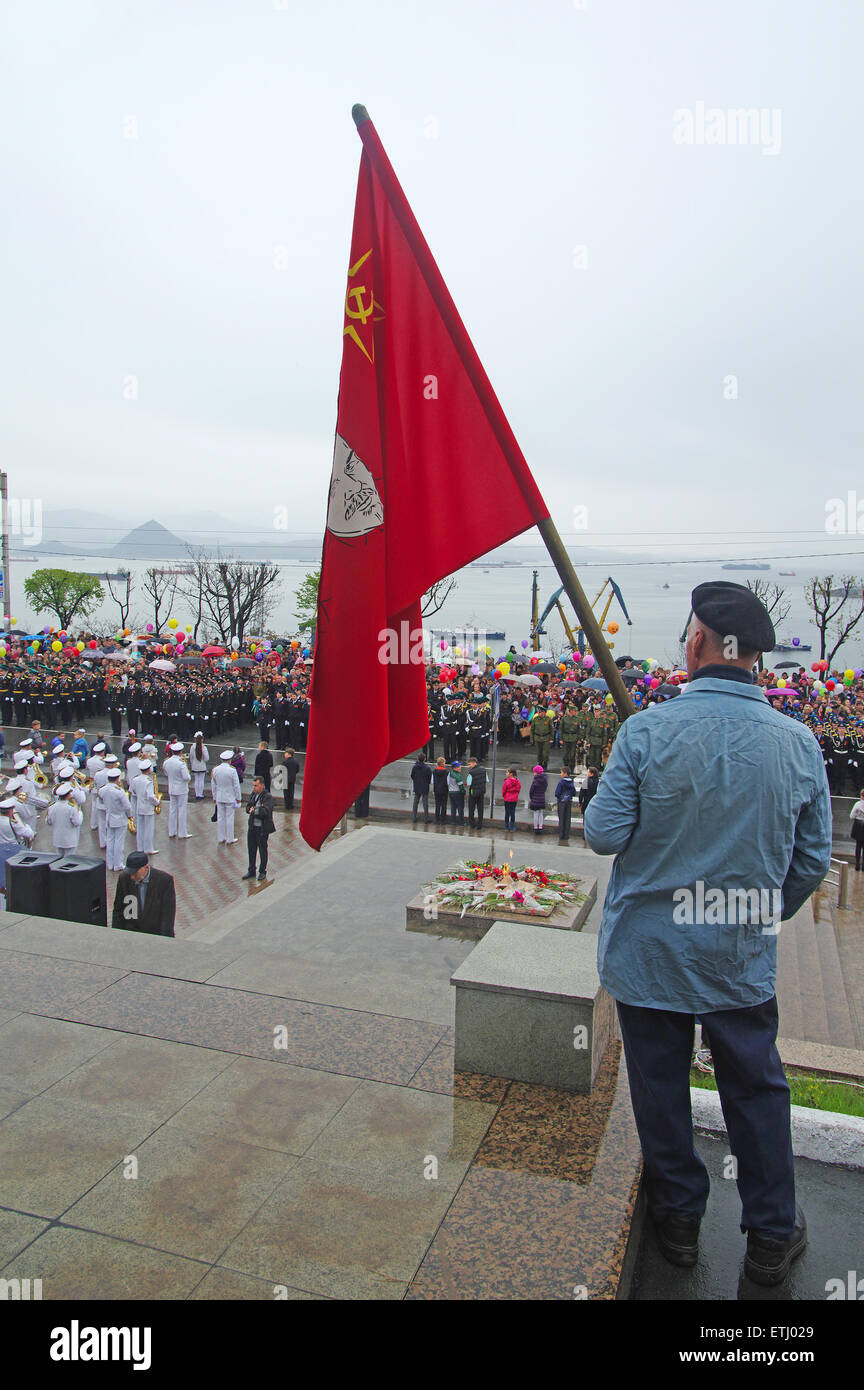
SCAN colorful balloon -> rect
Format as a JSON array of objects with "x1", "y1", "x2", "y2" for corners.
[
  {"x1": 51, "y1": 640, "x2": 62, "y2": 653},
  {"x1": 583, "y1": 655, "x2": 595, "y2": 669},
  {"x1": 607, "y1": 622, "x2": 619, "y2": 635},
  {"x1": 169, "y1": 619, "x2": 178, "y2": 629}
]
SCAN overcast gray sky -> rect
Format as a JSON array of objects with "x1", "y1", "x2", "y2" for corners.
[{"x1": 2, "y1": 0, "x2": 862, "y2": 562}]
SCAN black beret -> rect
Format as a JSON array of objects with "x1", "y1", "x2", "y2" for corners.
[{"x1": 691, "y1": 581, "x2": 775, "y2": 653}]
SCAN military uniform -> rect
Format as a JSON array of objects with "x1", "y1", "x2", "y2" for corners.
[
  {"x1": 586, "y1": 709, "x2": 606, "y2": 770},
  {"x1": 531, "y1": 710, "x2": 554, "y2": 769},
  {"x1": 559, "y1": 709, "x2": 580, "y2": 770}
]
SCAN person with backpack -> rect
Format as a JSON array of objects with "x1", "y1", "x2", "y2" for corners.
[
  {"x1": 528, "y1": 764, "x2": 547, "y2": 834},
  {"x1": 465, "y1": 757, "x2": 487, "y2": 830},
  {"x1": 448, "y1": 761, "x2": 466, "y2": 825}
]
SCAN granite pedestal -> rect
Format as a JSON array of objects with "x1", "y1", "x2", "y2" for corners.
[{"x1": 451, "y1": 922, "x2": 615, "y2": 1093}]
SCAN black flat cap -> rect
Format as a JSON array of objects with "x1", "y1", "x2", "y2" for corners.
[
  {"x1": 125, "y1": 851, "x2": 149, "y2": 872},
  {"x1": 691, "y1": 581, "x2": 775, "y2": 652}
]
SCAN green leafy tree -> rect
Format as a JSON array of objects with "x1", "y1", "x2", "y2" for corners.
[
  {"x1": 294, "y1": 569, "x2": 320, "y2": 632},
  {"x1": 23, "y1": 569, "x2": 104, "y2": 630}
]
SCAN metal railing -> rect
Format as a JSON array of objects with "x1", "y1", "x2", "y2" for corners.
[{"x1": 824, "y1": 856, "x2": 850, "y2": 909}]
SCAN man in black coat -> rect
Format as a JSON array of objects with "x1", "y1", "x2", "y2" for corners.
[
  {"x1": 410, "y1": 754, "x2": 432, "y2": 822},
  {"x1": 281, "y1": 747, "x2": 300, "y2": 811},
  {"x1": 111, "y1": 851, "x2": 176, "y2": 937},
  {"x1": 243, "y1": 775, "x2": 276, "y2": 881},
  {"x1": 254, "y1": 740, "x2": 274, "y2": 790}
]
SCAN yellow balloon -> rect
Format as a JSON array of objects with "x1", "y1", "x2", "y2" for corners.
[
  {"x1": 76, "y1": 641, "x2": 84, "y2": 652},
  {"x1": 845, "y1": 669, "x2": 854, "y2": 680},
  {"x1": 777, "y1": 678, "x2": 787, "y2": 688},
  {"x1": 185, "y1": 625, "x2": 192, "y2": 633},
  {"x1": 605, "y1": 693, "x2": 614, "y2": 704},
  {"x1": 169, "y1": 618, "x2": 178, "y2": 629},
  {"x1": 499, "y1": 661, "x2": 510, "y2": 675},
  {"x1": 51, "y1": 640, "x2": 62, "y2": 652}
]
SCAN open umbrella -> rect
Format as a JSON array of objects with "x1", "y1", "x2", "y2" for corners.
[
  {"x1": 178, "y1": 654, "x2": 204, "y2": 665},
  {"x1": 202, "y1": 644, "x2": 226, "y2": 657},
  {"x1": 774, "y1": 661, "x2": 804, "y2": 670},
  {"x1": 531, "y1": 662, "x2": 561, "y2": 674},
  {"x1": 656, "y1": 683, "x2": 680, "y2": 697},
  {"x1": 581, "y1": 677, "x2": 609, "y2": 691},
  {"x1": 233, "y1": 656, "x2": 255, "y2": 667},
  {"x1": 149, "y1": 658, "x2": 176, "y2": 672},
  {"x1": 505, "y1": 672, "x2": 543, "y2": 687},
  {"x1": 619, "y1": 669, "x2": 641, "y2": 684}
]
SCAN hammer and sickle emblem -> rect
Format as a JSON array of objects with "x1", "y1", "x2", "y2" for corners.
[
  {"x1": 343, "y1": 249, "x2": 383, "y2": 362},
  {"x1": 345, "y1": 284, "x2": 374, "y2": 323}
]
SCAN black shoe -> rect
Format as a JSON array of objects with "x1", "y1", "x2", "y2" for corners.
[
  {"x1": 745, "y1": 1207, "x2": 807, "y2": 1286},
  {"x1": 242, "y1": 871, "x2": 255, "y2": 880},
  {"x1": 654, "y1": 1213, "x2": 701, "y2": 1268},
  {"x1": 257, "y1": 872, "x2": 267, "y2": 881}
]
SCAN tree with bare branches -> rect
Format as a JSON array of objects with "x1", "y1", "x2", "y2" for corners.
[
  {"x1": 805, "y1": 575, "x2": 864, "y2": 664},
  {"x1": 177, "y1": 548, "x2": 209, "y2": 644},
  {"x1": 105, "y1": 570, "x2": 134, "y2": 631},
  {"x1": 141, "y1": 567, "x2": 178, "y2": 634},
  {"x1": 200, "y1": 558, "x2": 283, "y2": 646},
  {"x1": 421, "y1": 576, "x2": 457, "y2": 617}
]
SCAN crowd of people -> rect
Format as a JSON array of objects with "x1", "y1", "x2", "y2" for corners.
[
  {"x1": 0, "y1": 636, "x2": 312, "y2": 745},
  {"x1": 0, "y1": 721, "x2": 305, "y2": 922}
]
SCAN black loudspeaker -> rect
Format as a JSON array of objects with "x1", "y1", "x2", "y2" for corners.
[
  {"x1": 48, "y1": 856, "x2": 108, "y2": 927},
  {"x1": 6, "y1": 851, "x2": 64, "y2": 916}
]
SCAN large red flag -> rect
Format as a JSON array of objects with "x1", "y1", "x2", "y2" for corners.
[{"x1": 299, "y1": 107, "x2": 550, "y2": 851}]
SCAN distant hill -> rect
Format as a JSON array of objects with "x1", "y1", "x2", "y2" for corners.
[{"x1": 111, "y1": 520, "x2": 189, "y2": 560}]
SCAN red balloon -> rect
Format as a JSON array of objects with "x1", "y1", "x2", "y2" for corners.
[
  {"x1": 439, "y1": 672, "x2": 448, "y2": 683},
  {"x1": 819, "y1": 660, "x2": 829, "y2": 671},
  {"x1": 811, "y1": 662, "x2": 820, "y2": 672},
  {"x1": 825, "y1": 679, "x2": 836, "y2": 690},
  {"x1": 88, "y1": 639, "x2": 97, "y2": 649}
]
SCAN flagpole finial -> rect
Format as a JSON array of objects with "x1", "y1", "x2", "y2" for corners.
[{"x1": 352, "y1": 104, "x2": 371, "y2": 127}]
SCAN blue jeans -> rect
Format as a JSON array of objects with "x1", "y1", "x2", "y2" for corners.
[
  {"x1": 503, "y1": 802, "x2": 516, "y2": 829},
  {"x1": 449, "y1": 792, "x2": 465, "y2": 824},
  {"x1": 617, "y1": 995, "x2": 795, "y2": 1236}
]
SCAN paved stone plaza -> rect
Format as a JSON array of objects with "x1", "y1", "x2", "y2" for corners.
[{"x1": 1, "y1": 773, "x2": 863, "y2": 1298}]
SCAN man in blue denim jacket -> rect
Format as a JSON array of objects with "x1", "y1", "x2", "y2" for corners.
[{"x1": 584, "y1": 582, "x2": 831, "y2": 1286}]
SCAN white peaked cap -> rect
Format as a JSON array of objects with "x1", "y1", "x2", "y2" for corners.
[
  {"x1": 56, "y1": 783, "x2": 73, "y2": 796},
  {"x1": 106, "y1": 768, "x2": 122, "y2": 779},
  {"x1": 220, "y1": 750, "x2": 234, "y2": 760}
]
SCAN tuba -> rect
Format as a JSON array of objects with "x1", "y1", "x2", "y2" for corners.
[{"x1": 34, "y1": 767, "x2": 48, "y2": 787}]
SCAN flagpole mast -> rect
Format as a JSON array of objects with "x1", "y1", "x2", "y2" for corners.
[
  {"x1": 536, "y1": 518, "x2": 634, "y2": 719},
  {"x1": 351, "y1": 104, "x2": 634, "y2": 722}
]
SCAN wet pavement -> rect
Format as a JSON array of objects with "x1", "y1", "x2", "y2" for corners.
[{"x1": 631, "y1": 1135, "x2": 864, "y2": 1302}]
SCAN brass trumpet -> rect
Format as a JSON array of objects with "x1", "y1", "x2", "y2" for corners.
[{"x1": 152, "y1": 770, "x2": 163, "y2": 816}]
